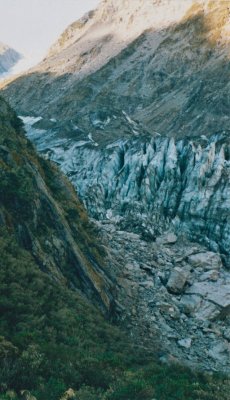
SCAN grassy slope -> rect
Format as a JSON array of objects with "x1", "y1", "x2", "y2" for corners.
[{"x1": 0, "y1": 97, "x2": 229, "y2": 399}]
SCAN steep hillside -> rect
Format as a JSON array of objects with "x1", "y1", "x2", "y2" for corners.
[
  {"x1": 0, "y1": 43, "x2": 21, "y2": 75},
  {"x1": 0, "y1": 96, "x2": 139, "y2": 398},
  {"x1": 1, "y1": 99, "x2": 230, "y2": 400},
  {"x1": 0, "y1": 95, "x2": 115, "y2": 310}
]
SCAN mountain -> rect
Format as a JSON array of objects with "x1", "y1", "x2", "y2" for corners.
[
  {"x1": 2, "y1": 0, "x2": 230, "y2": 259},
  {"x1": 0, "y1": 42, "x2": 21, "y2": 75},
  {"x1": 1, "y1": 99, "x2": 229, "y2": 400},
  {"x1": 2, "y1": 0, "x2": 230, "y2": 138},
  {"x1": 1, "y1": 0, "x2": 230, "y2": 385}
]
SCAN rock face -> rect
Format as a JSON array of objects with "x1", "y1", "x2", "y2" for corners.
[{"x1": 0, "y1": 42, "x2": 21, "y2": 75}]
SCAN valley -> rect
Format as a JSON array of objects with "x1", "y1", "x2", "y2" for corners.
[{"x1": 0, "y1": 0, "x2": 230, "y2": 399}]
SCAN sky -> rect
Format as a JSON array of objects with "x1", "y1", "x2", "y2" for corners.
[{"x1": 0, "y1": 0, "x2": 100, "y2": 65}]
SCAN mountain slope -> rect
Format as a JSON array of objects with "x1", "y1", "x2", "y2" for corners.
[
  {"x1": 2, "y1": 0, "x2": 230, "y2": 138},
  {"x1": 0, "y1": 95, "x2": 141, "y2": 398},
  {"x1": 0, "y1": 42, "x2": 21, "y2": 75},
  {"x1": 2, "y1": 0, "x2": 230, "y2": 259},
  {"x1": 0, "y1": 95, "x2": 113, "y2": 311}
]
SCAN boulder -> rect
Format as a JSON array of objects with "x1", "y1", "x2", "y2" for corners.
[
  {"x1": 60, "y1": 389, "x2": 76, "y2": 400},
  {"x1": 186, "y1": 281, "x2": 214, "y2": 297},
  {"x1": 195, "y1": 300, "x2": 221, "y2": 321},
  {"x1": 208, "y1": 342, "x2": 230, "y2": 363},
  {"x1": 156, "y1": 233, "x2": 177, "y2": 245},
  {"x1": 20, "y1": 391, "x2": 37, "y2": 400},
  {"x1": 156, "y1": 302, "x2": 180, "y2": 318},
  {"x1": 187, "y1": 252, "x2": 222, "y2": 271},
  {"x1": 166, "y1": 267, "x2": 190, "y2": 294},
  {"x1": 185, "y1": 280, "x2": 230, "y2": 320},
  {"x1": 223, "y1": 328, "x2": 230, "y2": 341},
  {"x1": 180, "y1": 294, "x2": 201, "y2": 315},
  {"x1": 178, "y1": 338, "x2": 192, "y2": 349},
  {"x1": 198, "y1": 270, "x2": 219, "y2": 282},
  {"x1": 207, "y1": 284, "x2": 230, "y2": 309}
]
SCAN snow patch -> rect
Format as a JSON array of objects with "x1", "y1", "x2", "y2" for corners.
[{"x1": 20, "y1": 115, "x2": 43, "y2": 125}]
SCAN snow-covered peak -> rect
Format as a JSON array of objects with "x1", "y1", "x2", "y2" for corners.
[{"x1": 0, "y1": 42, "x2": 22, "y2": 76}]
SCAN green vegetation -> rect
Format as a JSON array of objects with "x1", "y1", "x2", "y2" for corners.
[
  {"x1": 0, "y1": 232, "x2": 229, "y2": 400},
  {"x1": 0, "y1": 95, "x2": 108, "y2": 307},
  {"x1": 0, "y1": 231, "x2": 141, "y2": 399},
  {"x1": 0, "y1": 95, "x2": 229, "y2": 399}
]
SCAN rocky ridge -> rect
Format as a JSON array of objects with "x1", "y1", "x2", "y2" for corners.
[{"x1": 45, "y1": 0, "x2": 194, "y2": 76}]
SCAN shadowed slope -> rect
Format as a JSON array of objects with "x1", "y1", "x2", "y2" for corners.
[{"x1": 0, "y1": 96, "x2": 113, "y2": 311}]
